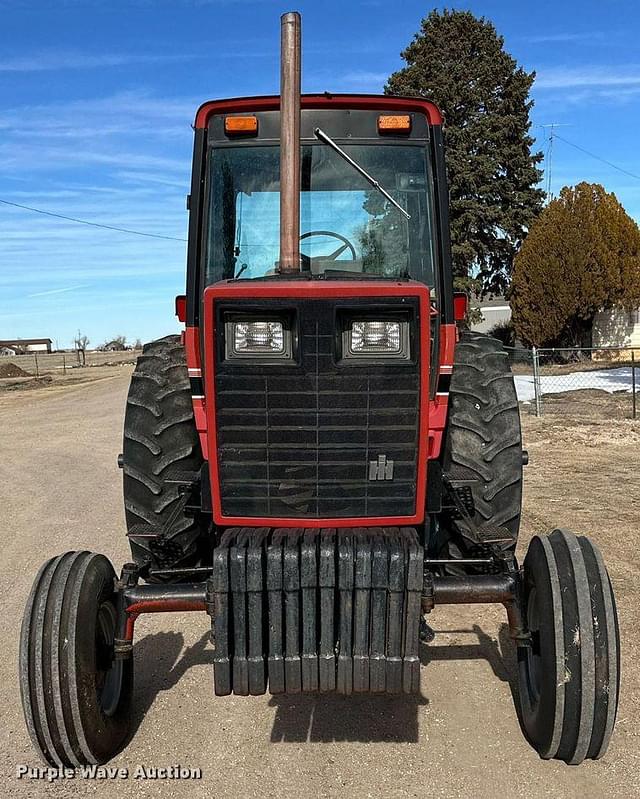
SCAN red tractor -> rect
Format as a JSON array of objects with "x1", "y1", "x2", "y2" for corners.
[{"x1": 20, "y1": 12, "x2": 619, "y2": 768}]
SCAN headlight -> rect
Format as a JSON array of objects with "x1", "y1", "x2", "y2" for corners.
[
  {"x1": 351, "y1": 321, "x2": 402, "y2": 354},
  {"x1": 224, "y1": 314, "x2": 294, "y2": 361},
  {"x1": 234, "y1": 321, "x2": 284, "y2": 354},
  {"x1": 342, "y1": 317, "x2": 410, "y2": 361}
]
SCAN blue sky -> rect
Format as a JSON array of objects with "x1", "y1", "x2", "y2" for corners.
[{"x1": 1, "y1": 0, "x2": 639, "y2": 347}]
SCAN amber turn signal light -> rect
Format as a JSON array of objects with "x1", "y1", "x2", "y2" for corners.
[
  {"x1": 224, "y1": 115, "x2": 258, "y2": 134},
  {"x1": 377, "y1": 114, "x2": 411, "y2": 133}
]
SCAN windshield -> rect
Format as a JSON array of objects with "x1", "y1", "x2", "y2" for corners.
[{"x1": 205, "y1": 144, "x2": 435, "y2": 283}]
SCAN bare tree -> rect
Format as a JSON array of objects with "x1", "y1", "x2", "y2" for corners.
[
  {"x1": 74, "y1": 330, "x2": 89, "y2": 366},
  {"x1": 134, "y1": 338, "x2": 143, "y2": 350}
]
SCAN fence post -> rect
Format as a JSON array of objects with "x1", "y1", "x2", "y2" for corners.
[
  {"x1": 633, "y1": 351, "x2": 637, "y2": 421},
  {"x1": 532, "y1": 346, "x2": 542, "y2": 417},
  {"x1": 63, "y1": 354, "x2": 66, "y2": 376},
  {"x1": 34, "y1": 352, "x2": 39, "y2": 378}
]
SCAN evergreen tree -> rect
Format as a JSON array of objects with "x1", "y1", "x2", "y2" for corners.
[
  {"x1": 386, "y1": 9, "x2": 544, "y2": 295},
  {"x1": 510, "y1": 182, "x2": 640, "y2": 347}
]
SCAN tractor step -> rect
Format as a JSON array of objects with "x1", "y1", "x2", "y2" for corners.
[
  {"x1": 209, "y1": 527, "x2": 423, "y2": 696},
  {"x1": 126, "y1": 524, "x2": 159, "y2": 539},
  {"x1": 162, "y1": 469, "x2": 200, "y2": 485}
]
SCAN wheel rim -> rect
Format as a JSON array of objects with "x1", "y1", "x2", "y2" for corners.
[
  {"x1": 95, "y1": 602, "x2": 123, "y2": 717},
  {"x1": 525, "y1": 587, "x2": 543, "y2": 703}
]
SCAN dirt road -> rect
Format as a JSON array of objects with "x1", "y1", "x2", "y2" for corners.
[{"x1": 1, "y1": 373, "x2": 638, "y2": 798}]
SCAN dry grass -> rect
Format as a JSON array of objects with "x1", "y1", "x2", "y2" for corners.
[
  {"x1": 0, "y1": 363, "x2": 135, "y2": 392},
  {"x1": 523, "y1": 388, "x2": 637, "y2": 421},
  {"x1": 0, "y1": 348, "x2": 141, "y2": 377},
  {"x1": 0, "y1": 354, "x2": 139, "y2": 392}
]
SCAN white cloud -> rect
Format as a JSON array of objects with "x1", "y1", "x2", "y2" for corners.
[
  {"x1": 0, "y1": 90, "x2": 195, "y2": 186},
  {"x1": 27, "y1": 285, "x2": 89, "y2": 298},
  {"x1": 536, "y1": 65, "x2": 640, "y2": 89},
  {"x1": 0, "y1": 51, "x2": 194, "y2": 72},
  {"x1": 524, "y1": 32, "x2": 606, "y2": 44},
  {"x1": 0, "y1": 90, "x2": 197, "y2": 130},
  {"x1": 339, "y1": 70, "x2": 389, "y2": 86},
  {"x1": 305, "y1": 69, "x2": 390, "y2": 93}
]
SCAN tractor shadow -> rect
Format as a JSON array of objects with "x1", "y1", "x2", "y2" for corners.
[
  {"x1": 123, "y1": 623, "x2": 522, "y2": 747},
  {"x1": 126, "y1": 630, "x2": 212, "y2": 741},
  {"x1": 269, "y1": 692, "x2": 428, "y2": 743},
  {"x1": 268, "y1": 623, "x2": 519, "y2": 744},
  {"x1": 128, "y1": 631, "x2": 427, "y2": 744},
  {"x1": 420, "y1": 622, "x2": 521, "y2": 712}
]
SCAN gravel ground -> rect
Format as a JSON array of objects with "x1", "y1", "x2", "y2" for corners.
[{"x1": 1, "y1": 371, "x2": 638, "y2": 798}]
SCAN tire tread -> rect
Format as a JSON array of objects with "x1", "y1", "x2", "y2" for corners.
[
  {"x1": 519, "y1": 530, "x2": 620, "y2": 764},
  {"x1": 442, "y1": 331, "x2": 523, "y2": 547},
  {"x1": 123, "y1": 335, "x2": 205, "y2": 580},
  {"x1": 19, "y1": 552, "x2": 133, "y2": 767}
]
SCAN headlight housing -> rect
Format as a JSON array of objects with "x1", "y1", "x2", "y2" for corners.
[
  {"x1": 234, "y1": 321, "x2": 284, "y2": 354},
  {"x1": 351, "y1": 320, "x2": 402, "y2": 354},
  {"x1": 224, "y1": 314, "x2": 294, "y2": 361},
  {"x1": 342, "y1": 316, "x2": 411, "y2": 361}
]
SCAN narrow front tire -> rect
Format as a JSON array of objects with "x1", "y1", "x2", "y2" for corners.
[
  {"x1": 19, "y1": 552, "x2": 133, "y2": 766},
  {"x1": 518, "y1": 529, "x2": 620, "y2": 764}
]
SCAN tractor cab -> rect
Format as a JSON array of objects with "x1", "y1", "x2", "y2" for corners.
[
  {"x1": 185, "y1": 94, "x2": 455, "y2": 319},
  {"x1": 205, "y1": 106, "x2": 436, "y2": 283}
]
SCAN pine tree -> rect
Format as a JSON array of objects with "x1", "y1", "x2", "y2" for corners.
[
  {"x1": 510, "y1": 182, "x2": 640, "y2": 347},
  {"x1": 385, "y1": 9, "x2": 544, "y2": 295}
]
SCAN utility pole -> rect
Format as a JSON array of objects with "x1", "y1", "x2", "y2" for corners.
[
  {"x1": 546, "y1": 124, "x2": 554, "y2": 200},
  {"x1": 539, "y1": 123, "x2": 571, "y2": 203}
]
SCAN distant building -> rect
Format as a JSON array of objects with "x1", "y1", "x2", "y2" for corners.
[
  {"x1": 100, "y1": 340, "x2": 127, "y2": 352},
  {"x1": 470, "y1": 295, "x2": 512, "y2": 334},
  {"x1": 592, "y1": 308, "x2": 640, "y2": 352},
  {"x1": 0, "y1": 338, "x2": 52, "y2": 354}
]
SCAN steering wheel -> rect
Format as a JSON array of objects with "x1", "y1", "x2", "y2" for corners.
[{"x1": 299, "y1": 230, "x2": 357, "y2": 271}]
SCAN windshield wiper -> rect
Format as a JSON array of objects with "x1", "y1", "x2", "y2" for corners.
[
  {"x1": 313, "y1": 127, "x2": 411, "y2": 220},
  {"x1": 234, "y1": 263, "x2": 248, "y2": 278}
]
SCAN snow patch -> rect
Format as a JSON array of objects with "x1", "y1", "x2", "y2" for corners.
[{"x1": 515, "y1": 367, "x2": 636, "y2": 402}]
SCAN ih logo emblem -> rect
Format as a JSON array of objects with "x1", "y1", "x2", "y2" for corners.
[{"x1": 369, "y1": 454, "x2": 394, "y2": 481}]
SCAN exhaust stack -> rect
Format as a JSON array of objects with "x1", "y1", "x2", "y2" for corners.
[{"x1": 279, "y1": 11, "x2": 301, "y2": 273}]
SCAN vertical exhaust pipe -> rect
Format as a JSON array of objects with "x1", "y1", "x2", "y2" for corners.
[{"x1": 279, "y1": 11, "x2": 301, "y2": 273}]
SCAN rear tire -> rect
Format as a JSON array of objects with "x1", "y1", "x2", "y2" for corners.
[
  {"x1": 518, "y1": 529, "x2": 620, "y2": 764},
  {"x1": 19, "y1": 552, "x2": 133, "y2": 766},
  {"x1": 123, "y1": 335, "x2": 206, "y2": 581},
  {"x1": 441, "y1": 331, "x2": 522, "y2": 549}
]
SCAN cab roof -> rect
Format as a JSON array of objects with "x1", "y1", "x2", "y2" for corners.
[{"x1": 195, "y1": 93, "x2": 443, "y2": 129}]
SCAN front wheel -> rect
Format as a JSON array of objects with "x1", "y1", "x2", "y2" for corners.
[
  {"x1": 518, "y1": 529, "x2": 620, "y2": 764},
  {"x1": 19, "y1": 551, "x2": 133, "y2": 766}
]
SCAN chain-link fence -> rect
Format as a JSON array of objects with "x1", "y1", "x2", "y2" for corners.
[
  {"x1": 0, "y1": 350, "x2": 140, "y2": 381},
  {"x1": 2, "y1": 345, "x2": 637, "y2": 419},
  {"x1": 506, "y1": 346, "x2": 638, "y2": 419}
]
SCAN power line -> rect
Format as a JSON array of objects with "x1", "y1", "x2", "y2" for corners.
[
  {"x1": 553, "y1": 134, "x2": 640, "y2": 183},
  {"x1": 0, "y1": 197, "x2": 187, "y2": 242}
]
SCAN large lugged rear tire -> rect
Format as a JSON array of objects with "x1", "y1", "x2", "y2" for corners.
[
  {"x1": 442, "y1": 331, "x2": 522, "y2": 547},
  {"x1": 19, "y1": 552, "x2": 133, "y2": 766},
  {"x1": 518, "y1": 529, "x2": 620, "y2": 764},
  {"x1": 123, "y1": 335, "x2": 206, "y2": 581}
]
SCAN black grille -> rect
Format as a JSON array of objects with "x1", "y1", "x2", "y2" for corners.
[{"x1": 215, "y1": 298, "x2": 420, "y2": 518}]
